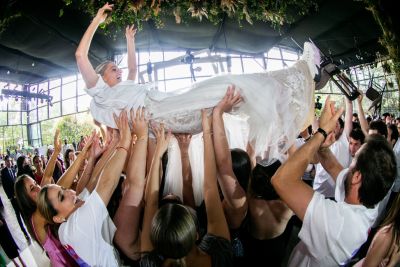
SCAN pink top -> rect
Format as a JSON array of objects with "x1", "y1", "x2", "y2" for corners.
[{"x1": 31, "y1": 217, "x2": 78, "y2": 267}]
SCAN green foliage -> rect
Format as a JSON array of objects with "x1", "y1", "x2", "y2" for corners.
[
  {"x1": 61, "y1": 0, "x2": 318, "y2": 33},
  {"x1": 0, "y1": 125, "x2": 25, "y2": 153},
  {"x1": 0, "y1": 13, "x2": 21, "y2": 35},
  {"x1": 40, "y1": 114, "x2": 95, "y2": 146},
  {"x1": 55, "y1": 114, "x2": 95, "y2": 145},
  {"x1": 364, "y1": 0, "x2": 400, "y2": 95}
]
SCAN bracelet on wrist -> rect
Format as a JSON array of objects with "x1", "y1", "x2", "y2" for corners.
[
  {"x1": 316, "y1": 128, "x2": 328, "y2": 140},
  {"x1": 319, "y1": 146, "x2": 329, "y2": 152},
  {"x1": 136, "y1": 135, "x2": 148, "y2": 141}
]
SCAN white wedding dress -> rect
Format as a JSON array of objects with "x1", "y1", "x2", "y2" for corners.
[
  {"x1": 86, "y1": 44, "x2": 317, "y2": 204},
  {"x1": 86, "y1": 60, "x2": 314, "y2": 160}
]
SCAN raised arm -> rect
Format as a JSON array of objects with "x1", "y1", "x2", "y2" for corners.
[
  {"x1": 86, "y1": 129, "x2": 120, "y2": 193},
  {"x1": 212, "y1": 86, "x2": 247, "y2": 229},
  {"x1": 176, "y1": 134, "x2": 195, "y2": 208},
  {"x1": 75, "y1": 3, "x2": 113, "y2": 89},
  {"x1": 141, "y1": 125, "x2": 171, "y2": 253},
  {"x1": 357, "y1": 92, "x2": 369, "y2": 136},
  {"x1": 96, "y1": 111, "x2": 132, "y2": 205},
  {"x1": 41, "y1": 129, "x2": 61, "y2": 186},
  {"x1": 202, "y1": 109, "x2": 230, "y2": 240},
  {"x1": 75, "y1": 133, "x2": 105, "y2": 194},
  {"x1": 57, "y1": 133, "x2": 94, "y2": 189},
  {"x1": 125, "y1": 25, "x2": 137, "y2": 81},
  {"x1": 271, "y1": 97, "x2": 344, "y2": 221},
  {"x1": 114, "y1": 107, "x2": 148, "y2": 260},
  {"x1": 344, "y1": 98, "x2": 353, "y2": 139}
]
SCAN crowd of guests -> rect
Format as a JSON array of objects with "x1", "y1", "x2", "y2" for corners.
[
  {"x1": 0, "y1": 88, "x2": 399, "y2": 267},
  {"x1": 1, "y1": 3, "x2": 399, "y2": 266}
]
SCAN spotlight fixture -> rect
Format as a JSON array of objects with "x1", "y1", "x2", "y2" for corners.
[{"x1": 1, "y1": 84, "x2": 52, "y2": 103}]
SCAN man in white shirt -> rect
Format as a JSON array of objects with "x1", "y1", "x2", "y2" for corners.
[{"x1": 271, "y1": 97, "x2": 397, "y2": 267}]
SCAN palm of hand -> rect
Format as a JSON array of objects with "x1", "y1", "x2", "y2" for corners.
[
  {"x1": 125, "y1": 25, "x2": 136, "y2": 39},
  {"x1": 92, "y1": 142, "x2": 104, "y2": 158}
]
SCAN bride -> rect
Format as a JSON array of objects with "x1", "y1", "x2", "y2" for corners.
[{"x1": 76, "y1": 3, "x2": 320, "y2": 163}]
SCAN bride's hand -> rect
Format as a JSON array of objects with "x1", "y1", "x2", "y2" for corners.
[
  {"x1": 125, "y1": 25, "x2": 137, "y2": 40},
  {"x1": 94, "y1": 3, "x2": 114, "y2": 24}
]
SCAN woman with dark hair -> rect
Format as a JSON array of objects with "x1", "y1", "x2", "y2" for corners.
[
  {"x1": 32, "y1": 155, "x2": 45, "y2": 185},
  {"x1": 243, "y1": 161, "x2": 294, "y2": 267},
  {"x1": 63, "y1": 148, "x2": 76, "y2": 170},
  {"x1": 140, "y1": 110, "x2": 233, "y2": 267},
  {"x1": 355, "y1": 193, "x2": 400, "y2": 267},
  {"x1": 16, "y1": 155, "x2": 34, "y2": 178},
  {"x1": 46, "y1": 146, "x2": 64, "y2": 183},
  {"x1": 14, "y1": 130, "x2": 93, "y2": 267}
]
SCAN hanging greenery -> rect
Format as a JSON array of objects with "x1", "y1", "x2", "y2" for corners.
[
  {"x1": 0, "y1": 13, "x2": 21, "y2": 35},
  {"x1": 60, "y1": 0, "x2": 318, "y2": 31},
  {"x1": 363, "y1": 0, "x2": 400, "y2": 98}
]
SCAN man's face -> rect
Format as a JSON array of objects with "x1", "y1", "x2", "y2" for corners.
[
  {"x1": 345, "y1": 144, "x2": 365, "y2": 194},
  {"x1": 349, "y1": 137, "x2": 362, "y2": 157}
]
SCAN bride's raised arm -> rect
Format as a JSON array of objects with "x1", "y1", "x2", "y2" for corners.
[
  {"x1": 75, "y1": 3, "x2": 113, "y2": 89},
  {"x1": 125, "y1": 25, "x2": 137, "y2": 81}
]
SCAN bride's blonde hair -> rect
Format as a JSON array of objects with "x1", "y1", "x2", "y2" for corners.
[{"x1": 95, "y1": 61, "x2": 114, "y2": 76}]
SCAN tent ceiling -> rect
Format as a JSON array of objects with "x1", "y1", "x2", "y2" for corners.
[{"x1": 0, "y1": 0, "x2": 385, "y2": 85}]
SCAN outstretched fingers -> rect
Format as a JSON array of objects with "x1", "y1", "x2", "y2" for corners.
[
  {"x1": 96, "y1": 3, "x2": 114, "y2": 23},
  {"x1": 125, "y1": 24, "x2": 137, "y2": 38},
  {"x1": 54, "y1": 129, "x2": 62, "y2": 152},
  {"x1": 113, "y1": 111, "x2": 131, "y2": 148},
  {"x1": 217, "y1": 85, "x2": 242, "y2": 113},
  {"x1": 152, "y1": 124, "x2": 171, "y2": 156},
  {"x1": 131, "y1": 107, "x2": 148, "y2": 137},
  {"x1": 319, "y1": 96, "x2": 345, "y2": 134}
]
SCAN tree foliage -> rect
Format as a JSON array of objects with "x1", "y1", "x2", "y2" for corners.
[{"x1": 55, "y1": 114, "x2": 95, "y2": 145}]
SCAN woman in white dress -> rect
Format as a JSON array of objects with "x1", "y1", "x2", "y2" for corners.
[{"x1": 76, "y1": 3, "x2": 320, "y2": 166}]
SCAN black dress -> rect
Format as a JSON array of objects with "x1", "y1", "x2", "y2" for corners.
[{"x1": 0, "y1": 198, "x2": 20, "y2": 260}]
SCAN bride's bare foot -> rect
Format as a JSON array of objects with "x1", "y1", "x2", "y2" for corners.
[{"x1": 301, "y1": 42, "x2": 321, "y2": 82}]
